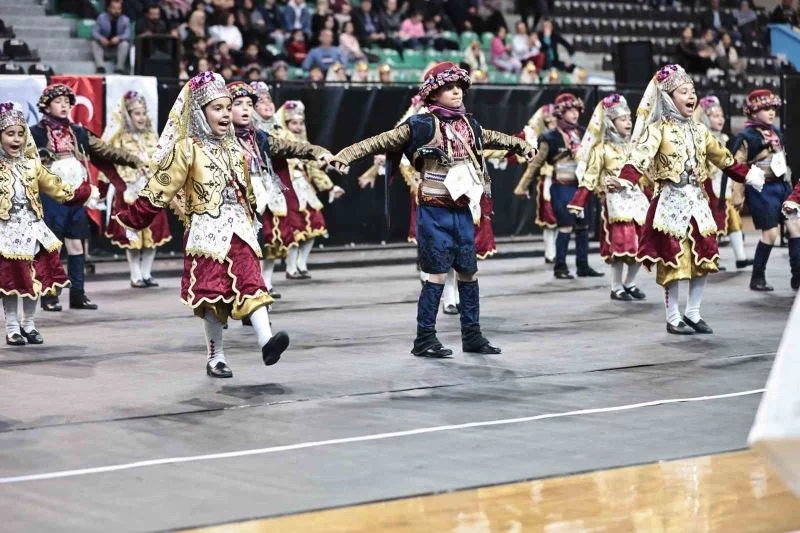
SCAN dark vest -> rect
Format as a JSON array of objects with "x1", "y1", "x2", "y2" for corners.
[
  {"x1": 30, "y1": 121, "x2": 91, "y2": 159},
  {"x1": 541, "y1": 127, "x2": 583, "y2": 165},
  {"x1": 730, "y1": 125, "x2": 783, "y2": 162},
  {"x1": 403, "y1": 113, "x2": 484, "y2": 171}
]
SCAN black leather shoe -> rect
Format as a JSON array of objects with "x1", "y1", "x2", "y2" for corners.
[
  {"x1": 443, "y1": 304, "x2": 459, "y2": 315},
  {"x1": 411, "y1": 343, "x2": 453, "y2": 358},
  {"x1": 285, "y1": 271, "x2": 305, "y2": 280},
  {"x1": 41, "y1": 297, "x2": 61, "y2": 312},
  {"x1": 130, "y1": 280, "x2": 148, "y2": 288},
  {"x1": 736, "y1": 259, "x2": 754, "y2": 269},
  {"x1": 792, "y1": 273, "x2": 799, "y2": 291},
  {"x1": 463, "y1": 340, "x2": 502, "y2": 354},
  {"x1": 683, "y1": 315, "x2": 714, "y2": 334},
  {"x1": 298, "y1": 270, "x2": 312, "y2": 279},
  {"x1": 611, "y1": 289, "x2": 633, "y2": 301},
  {"x1": 6, "y1": 333, "x2": 25, "y2": 346},
  {"x1": 70, "y1": 294, "x2": 98, "y2": 310},
  {"x1": 544, "y1": 257, "x2": 555, "y2": 264},
  {"x1": 206, "y1": 360, "x2": 233, "y2": 378},
  {"x1": 576, "y1": 266, "x2": 605, "y2": 277},
  {"x1": 262, "y1": 331, "x2": 289, "y2": 366},
  {"x1": 143, "y1": 278, "x2": 159, "y2": 287},
  {"x1": 269, "y1": 289, "x2": 282, "y2": 299},
  {"x1": 21, "y1": 329, "x2": 43, "y2": 344},
  {"x1": 749, "y1": 277, "x2": 774, "y2": 292},
  {"x1": 554, "y1": 266, "x2": 574, "y2": 280},
  {"x1": 718, "y1": 265, "x2": 727, "y2": 272},
  {"x1": 624, "y1": 285, "x2": 647, "y2": 300},
  {"x1": 242, "y1": 316, "x2": 252, "y2": 326},
  {"x1": 666, "y1": 321, "x2": 695, "y2": 335}
]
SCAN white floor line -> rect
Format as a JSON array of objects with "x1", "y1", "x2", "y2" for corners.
[{"x1": 0, "y1": 388, "x2": 764, "y2": 485}]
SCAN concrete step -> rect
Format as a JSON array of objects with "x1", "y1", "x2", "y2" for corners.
[
  {"x1": 0, "y1": 4, "x2": 46, "y2": 16},
  {"x1": 11, "y1": 24, "x2": 72, "y2": 38},
  {"x1": 13, "y1": 58, "x2": 96, "y2": 74},
  {"x1": 22, "y1": 37, "x2": 89, "y2": 50},
  {"x1": 0, "y1": 14, "x2": 71, "y2": 27}
]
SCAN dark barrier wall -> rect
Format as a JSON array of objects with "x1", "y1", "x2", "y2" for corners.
[{"x1": 97, "y1": 82, "x2": 734, "y2": 252}]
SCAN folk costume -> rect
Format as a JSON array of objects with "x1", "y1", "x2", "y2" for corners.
[
  {"x1": 332, "y1": 62, "x2": 534, "y2": 357},
  {"x1": 101, "y1": 91, "x2": 172, "y2": 288},
  {"x1": 568, "y1": 94, "x2": 649, "y2": 301},
  {"x1": 115, "y1": 72, "x2": 290, "y2": 379},
  {"x1": 783, "y1": 182, "x2": 800, "y2": 290},
  {"x1": 617, "y1": 64, "x2": 764, "y2": 335},
  {"x1": 0, "y1": 102, "x2": 92, "y2": 345},
  {"x1": 693, "y1": 95, "x2": 751, "y2": 270},
  {"x1": 732, "y1": 89, "x2": 790, "y2": 291},
  {"x1": 514, "y1": 93, "x2": 603, "y2": 279},
  {"x1": 31, "y1": 83, "x2": 140, "y2": 311},
  {"x1": 271, "y1": 100, "x2": 340, "y2": 280},
  {"x1": 229, "y1": 82, "x2": 331, "y2": 298}
]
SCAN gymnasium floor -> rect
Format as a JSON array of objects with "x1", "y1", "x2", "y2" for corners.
[{"x1": 0, "y1": 238, "x2": 797, "y2": 532}]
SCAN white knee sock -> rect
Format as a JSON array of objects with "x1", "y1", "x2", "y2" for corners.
[
  {"x1": 442, "y1": 268, "x2": 457, "y2": 308},
  {"x1": 249, "y1": 306, "x2": 273, "y2": 347},
  {"x1": 203, "y1": 311, "x2": 226, "y2": 366},
  {"x1": 624, "y1": 263, "x2": 641, "y2": 289},
  {"x1": 140, "y1": 247, "x2": 156, "y2": 280},
  {"x1": 3, "y1": 295, "x2": 20, "y2": 336},
  {"x1": 685, "y1": 277, "x2": 707, "y2": 323},
  {"x1": 126, "y1": 249, "x2": 142, "y2": 282},
  {"x1": 262, "y1": 259, "x2": 276, "y2": 290},
  {"x1": 286, "y1": 246, "x2": 299, "y2": 275},
  {"x1": 729, "y1": 231, "x2": 747, "y2": 262},
  {"x1": 664, "y1": 280, "x2": 681, "y2": 326},
  {"x1": 611, "y1": 263, "x2": 624, "y2": 292},
  {"x1": 543, "y1": 228, "x2": 557, "y2": 261},
  {"x1": 21, "y1": 297, "x2": 37, "y2": 333},
  {"x1": 298, "y1": 238, "x2": 314, "y2": 272}
]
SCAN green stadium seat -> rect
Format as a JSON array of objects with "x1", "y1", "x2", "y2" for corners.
[
  {"x1": 401, "y1": 49, "x2": 426, "y2": 68},
  {"x1": 460, "y1": 31, "x2": 479, "y2": 49},
  {"x1": 480, "y1": 32, "x2": 494, "y2": 50},
  {"x1": 76, "y1": 19, "x2": 95, "y2": 39},
  {"x1": 377, "y1": 48, "x2": 401, "y2": 66}
]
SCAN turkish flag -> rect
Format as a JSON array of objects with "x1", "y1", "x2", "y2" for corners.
[{"x1": 51, "y1": 75, "x2": 105, "y2": 228}]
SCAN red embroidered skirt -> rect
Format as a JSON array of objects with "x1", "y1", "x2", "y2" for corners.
[
  {"x1": 0, "y1": 249, "x2": 69, "y2": 298},
  {"x1": 475, "y1": 194, "x2": 497, "y2": 260},
  {"x1": 106, "y1": 192, "x2": 172, "y2": 250},
  {"x1": 535, "y1": 178, "x2": 557, "y2": 228},
  {"x1": 599, "y1": 202, "x2": 641, "y2": 264}
]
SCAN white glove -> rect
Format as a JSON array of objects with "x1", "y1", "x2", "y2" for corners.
[
  {"x1": 126, "y1": 229, "x2": 139, "y2": 242},
  {"x1": 85, "y1": 185, "x2": 106, "y2": 210},
  {"x1": 328, "y1": 185, "x2": 345, "y2": 204},
  {"x1": 567, "y1": 205, "x2": 585, "y2": 218},
  {"x1": 783, "y1": 201, "x2": 800, "y2": 218},
  {"x1": 745, "y1": 165, "x2": 765, "y2": 192}
]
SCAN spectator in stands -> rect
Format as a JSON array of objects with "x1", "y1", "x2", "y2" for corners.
[
  {"x1": 716, "y1": 30, "x2": 744, "y2": 73},
  {"x1": 312, "y1": 1, "x2": 338, "y2": 43},
  {"x1": 214, "y1": 41, "x2": 236, "y2": 69},
  {"x1": 734, "y1": 1, "x2": 759, "y2": 41},
  {"x1": 161, "y1": 0, "x2": 190, "y2": 32},
  {"x1": 510, "y1": 20, "x2": 543, "y2": 69},
  {"x1": 334, "y1": 2, "x2": 352, "y2": 28},
  {"x1": 701, "y1": 0, "x2": 735, "y2": 36},
  {"x1": 400, "y1": 11, "x2": 428, "y2": 50},
  {"x1": 538, "y1": 19, "x2": 574, "y2": 73},
  {"x1": 245, "y1": 65, "x2": 262, "y2": 81},
  {"x1": 258, "y1": 0, "x2": 287, "y2": 48},
  {"x1": 235, "y1": 0, "x2": 260, "y2": 45},
  {"x1": 463, "y1": 40, "x2": 488, "y2": 72},
  {"x1": 468, "y1": 0, "x2": 507, "y2": 35},
  {"x1": 137, "y1": 4, "x2": 167, "y2": 37},
  {"x1": 240, "y1": 41, "x2": 262, "y2": 67},
  {"x1": 424, "y1": 18, "x2": 459, "y2": 50},
  {"x1": 196, "y1": 56, "x2": 210, "y2": 72},
  {"x1": 302, "y1": 28, "x2": 347, "y2": 72},
  {"x1": 340, "y1": 21, "x2": 375, "y2": 64},
  {"x1": 284, "y1": 0, "x2": 312, "y2": 37},
  {"x1": 770, "y1": 0, "x2": 799, "y2": 26},
  {"x1": 311, "y1": 13, "x2": 338, "y2": 47},
  {"x1": 208, "y1": 0, "x2": 233, "y2": 26},
  {"x1": 309, "y1": 64, "x2": 325, "y2": 82},
  {"x1": 271, "y1": 59, "x2": 289, "y2": 80},
  {"x1": 180, "y1": 9, "x2": 207, "y2": 48},
  {"x1": 91, "y1": 0, "x2": 131, "y2": 74},
  {"x1": 676, "y1": 26, "x2": 715, "y2": 74},
  {"x1": 209, "y1": 12, "x2": 244, "y2": 51},
  {"x1": 189, "y1": 38, "x2": 209, "y2": 65},
  {"x1": 353, "y1": 0, "x2": 402, "y2": 55},
  {"x1": 286, "y1": 29, "x2": 310, "y2": 65},
  {"x1": 378, "y1": 0, "x2": 404, "y2": 43},
  {"x1": 490, "y1": 26, "x2": 521, "y2": 74}
]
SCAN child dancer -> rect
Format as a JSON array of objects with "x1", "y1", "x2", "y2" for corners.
[
  {"x1": 331, "y1": 62, "x2": 535, "y2": 357},
  {"x1": 568, "y1": 94, "x2": 650, "y2": 300},
  {"x1": 617, "y1": 65, "x2": 764, "y2": 334},
  {"x1": 732, "y1": 90, "x2": 790, "y2": 291},
  {"x1": 115, "y1": 72, "x2": 291, "y2": 378},
  {"x1": 0, "y1": 102, "x2": 94, "y2": 345},
  {"x1": 102, "y1": 91, "x2": 172, "y2": 288}
]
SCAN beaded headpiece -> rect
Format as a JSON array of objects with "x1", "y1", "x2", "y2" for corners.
[
  {"x1": 576, "y1": 93, "x2": 631, "y2": 171},
  {"x1": 0, "y1": 101, "x2": 26, "y2": 131},
  {"x1": 743, "y1": 89, "x2": 782, "y2": 115},
  {"x1": 656, "y1": 64, "x2": 693, "y2": 94},
  {"x1": 523, "y1": 104, "x2": 556, "y2": 146},
  {"x1": 602, "y1": 93, "x2": 631, "y2": 120},
  {"x1": 189, "y1": 71, "x2": 230, "y2": 108},
  {"x1": 553, "y1": 93, "x2": 584, "y2": 118},
  {"x1": 226, "y1": 81, "x2": 257, "y2": 104},
  {"x1": 123, "y1": 90, "x2": 147, "y2": 112},
  {"x1": 250, "y1": 81, "x2": 270, "y2": 97},
  {"x1": 699, "y1": 95, "x2": 722, "y2": 115},
  {"x1": 418, "y1": 62, "x2": 471, "y2": 102},
  {"x1": 38, "y1": 83, "x2": 75, "y2": 113},
  {"x1": 280, "y1": 100, "x2": 305, "y2": 122}
]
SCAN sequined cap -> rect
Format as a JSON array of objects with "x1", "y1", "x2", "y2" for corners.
[
  {"x1": 743, "y1": 89, "x2": 782, "y2": 115},
  {"x1": 418, "y1": 62, "x2": 471, "y2": 102},
  {"x1": 602, "y1": 93, "x2": 630, "y2": 120},
  {"x1": 281, "y1": 100, "x2": 305, "y2": 121},
  {"x1": 656, "y1": 64, "x2": 692, "y2": 93},
  {"x1": 123, "y1": 90, "x2": 147, "y2": 112},
  {"x1": 226, "y1": 81, "x2": 257, "y2": 104},
  {"x1": 0, "y1": 101, "x2": 25, "y2": 131},
  {"x1": 699, "y1": 95, "x2": 721, "y2": 114},
  {"x1": 554, "y1": 93, "x2": 585, "y2": 117},
  {"x1": 189, "y1": 72, "x2": 230, "y2": 108},
  {"x1": 37, "y1": 83, "x2": 75, "y2": 113},
  {"x1": 250, "y1": 81, "x2": 270, "y2": 97}
]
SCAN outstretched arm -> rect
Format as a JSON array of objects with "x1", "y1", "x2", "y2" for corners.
[
  {"x1": 86, "y1": 131, "x2": 141, "y2": 168},
  {"x1": 482, "y1": 129, "x2": 535, "y2": 158},
  {"x1": 332, "y1": 124, "x2": 411, "y2": 169},
  {"x1": 267, "y1": 135, "x2": 329, "y2": 161},
  {"x1": 513, "y1": 140, "x2": 548, "y2": 197}
]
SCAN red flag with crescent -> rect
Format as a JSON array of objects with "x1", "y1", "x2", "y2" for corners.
[{"x1": 51, "y1": 75, "x2": 105, "y2": 228}]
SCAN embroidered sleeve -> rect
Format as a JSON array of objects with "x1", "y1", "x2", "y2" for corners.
[
  {"x1": 268, "y1": 136, "x2": 329, "y2": 160},
  {"x1": 87, "y1": 131, "x2": 140, "y2": 167},
  {"x1": 580, "y1": 143, "x2": 603, "y2": 194},
  {"x1": 399, "y1": 164, "x2": 420, "y2": 191},
  {"x1": 334, "y1": 124, "x2": 411, "y2": 166},
  {"x1": 35, "y1": 158, "x2": 77, "y2": 203},
  {"x1": 627, "y1": 123, "x2": 662, "y2": 174},
  {"x1": 733, "y1": 139, "x2": 749, "y2": 164},
  {"x1": 306, "y1": 162, "x2": 334, "y2": 192},
  {"x1": 482, "y1": 129, "x2": 532, "y2": 156},
  {"x1": 139, "y1": 138, "x2": 191, "y2": 209},
  {"x1": 514, "y1": 140, "x2": 548, "y2": 194},
  {"x1": 705, "y1": 126, "x2": 735, "y2": 170}
]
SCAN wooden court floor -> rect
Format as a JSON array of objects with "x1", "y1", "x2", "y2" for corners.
[{"x1": 187, "y1": 450, "x2": 800, "y2": 533}]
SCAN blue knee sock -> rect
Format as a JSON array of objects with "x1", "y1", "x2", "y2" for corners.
[
  {"x1": 575, "y1": 229, "x2": 589, "y2": 267},
  {"x1": 753, "y1": 241, "x2": 773, "y2": 275},
  {"x1": 555, "y1": 231, "x2": 570, "y2": 267},
  {"x1": 417, "y1": 281, "x2": 444, "y2": 330},
  {"x1": 789, "y1": 237, "x2": 800, "y2": 275},
  {"x1": 67, "y1": 254, "x2": 85, "y2": 292},
  {"x1": 457, "y1": 280, "x2": 480, "y2": 330}
]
